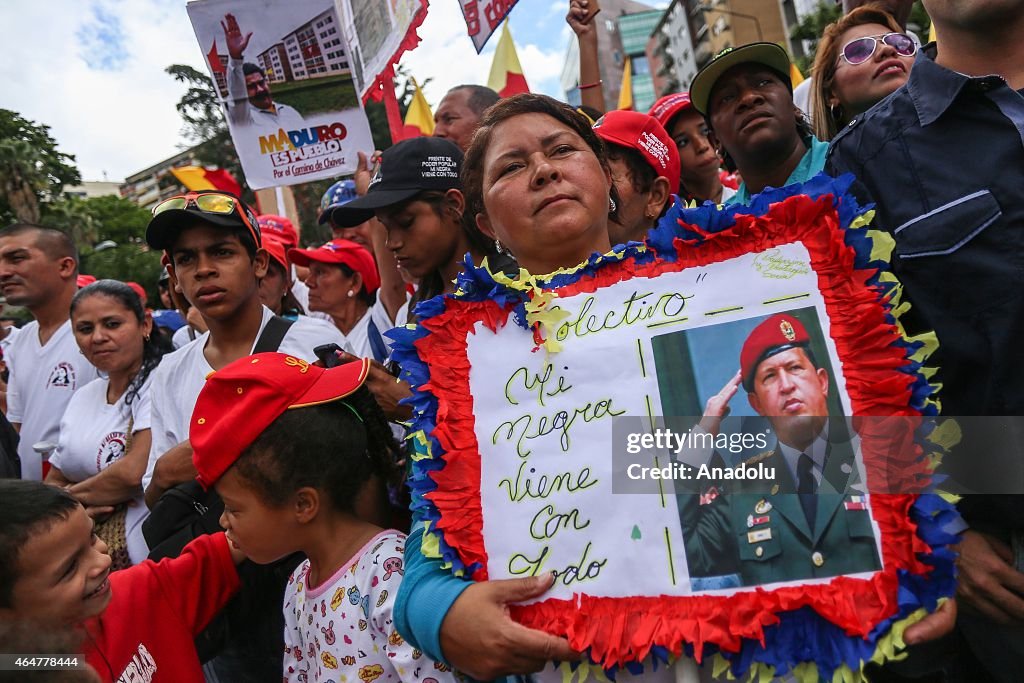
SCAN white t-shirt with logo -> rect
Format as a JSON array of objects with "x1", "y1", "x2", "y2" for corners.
[
  {"x1": 50, "y1": 374, "x2": 154, "y2": 564},
  {"x1": 6, "y1": 320, "x2": 99, "y2": 480},
  {"x1": 144, "y1": 306, "x2": 347, "y2": 491}
]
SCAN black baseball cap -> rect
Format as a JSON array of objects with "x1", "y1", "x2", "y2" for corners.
[
  {"x1": 146, "y1": 192, "x2": 261, "y2": 251},
  {"x1": 330, "y1": 137, "x2": 464, "y2": 226}
]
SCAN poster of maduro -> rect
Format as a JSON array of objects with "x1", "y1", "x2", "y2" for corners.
[{"x1": 186, "y1": 0, "x2": 374, "y2": 189}]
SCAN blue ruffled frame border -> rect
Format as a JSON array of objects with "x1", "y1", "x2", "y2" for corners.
[{"x1": 388, "y1": 173, "x2": 960, "y2": 680}]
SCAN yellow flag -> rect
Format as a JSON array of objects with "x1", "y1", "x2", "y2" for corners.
[
  {"x1": 617, "y1": 56, "x2": 633, "y2": 110},
  {"x1": 403, "y1": 77, "x2": 435, "y2": 137},
  {"x1": 487, "y1": 21, "x2": 530, "y2": 97},
  {"x1": 170, "y1": 166, "x2": 217, "y2": 191},
  {"x1": 790, "y1": 62, "x2": 805, "y2": 89}
]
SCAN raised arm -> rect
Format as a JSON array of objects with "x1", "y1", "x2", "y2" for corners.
[
  {"x1": 567, "y1": 0, "x2": 605, "y2": 113},
  {"x1": 221, "y1": 13, "x2": 253, "y2": 125}
]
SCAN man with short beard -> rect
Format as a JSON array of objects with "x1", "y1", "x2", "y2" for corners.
[{"x1": 0, "y1": 224, "x2": 98, "y2": 480}]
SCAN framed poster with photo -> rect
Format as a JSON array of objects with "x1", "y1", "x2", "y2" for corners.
[{"x1": 391, "y1": 175, "x2": 959, "y2": 679}]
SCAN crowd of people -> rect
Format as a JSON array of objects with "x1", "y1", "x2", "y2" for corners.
[{"x1": 0, "y1": 0, "x2": 1021, "y2": 681}]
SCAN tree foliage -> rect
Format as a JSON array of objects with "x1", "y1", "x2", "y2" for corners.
[
  {"x1": 0, "y1": 110, "x2": 81, "y2": 225},
  {"x1": 45, "y1": 195, "x2": 163, "y2": 303},
  {"x1": 791, "y1": 1, "x2": 843, "y2": 75}
]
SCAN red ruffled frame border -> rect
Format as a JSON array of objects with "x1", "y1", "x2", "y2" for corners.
[{"x1": 413, "y1": 195, "x2": 937, "y2": 665}]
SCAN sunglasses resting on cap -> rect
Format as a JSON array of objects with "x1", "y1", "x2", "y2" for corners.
[{"x1": 146, "y1": 191, "x2": 261, "y2": 251}]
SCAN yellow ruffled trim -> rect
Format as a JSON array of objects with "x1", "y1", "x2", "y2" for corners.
[
  {"x1": 487, "y1": 247, "x2": 646, "y2": 354},
  {"x1": 701, "y1": 604, "x2": 940, "y2": 683},
  {"x1": 557, "y1": 660, "x2": 614, "y2": 683}
]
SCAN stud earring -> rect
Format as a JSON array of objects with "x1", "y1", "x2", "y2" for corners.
[{"x1": 347, "y1": 290, "x2": 355, "y2": 298}]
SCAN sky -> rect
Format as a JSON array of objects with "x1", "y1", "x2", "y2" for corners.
[{"x1": 1, "y1": 0, "x2": 584, "y2": 183}]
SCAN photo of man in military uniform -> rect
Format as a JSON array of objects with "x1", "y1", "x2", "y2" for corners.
[{"x1": 680, "y1": 312, "x2": 882, "y2": 587}]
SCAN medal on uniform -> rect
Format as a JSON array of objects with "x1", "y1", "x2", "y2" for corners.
[
  {"x1": 748, "y1": 528, "x2": 772, "y2": 543},
  {"x1": 747, "y1": 514, "x2": 770, "y2": 528},
  {"x1": 844, "y1": 495, "x2": 867, "y2": 511},
  {"x1": 754, "y1": 499, "x2": 772, "y2": 514}
]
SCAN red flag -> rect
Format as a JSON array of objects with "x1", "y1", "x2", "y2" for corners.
[
  {"x1": 208, "y1": 40, "x2": 225, "y2": 74},
  {"x1": 204, "y1": 169, "x2": 243, "y2": 197},
  {"x1": 382, "y1": 85, "x2": 405, "y2": 145}
]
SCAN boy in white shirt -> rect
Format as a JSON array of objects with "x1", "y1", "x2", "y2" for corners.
[
  {"x1": 141, "y1": 191, "x2": 346, "y2": 504},
  {"x1": 141, "y1": 190, "x2": 347, "y2": 681},
  {"x1": 0, "y1": 224, "x2": 98, "y2": 480}
]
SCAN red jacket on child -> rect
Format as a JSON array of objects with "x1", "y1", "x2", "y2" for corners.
[{"x1": 83, "y1": 532, "x2": 240, "y2": 683}]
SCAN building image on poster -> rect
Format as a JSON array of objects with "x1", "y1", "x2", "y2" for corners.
[
  {"x1": 350, "y1": 0, "x2": 389, "y2": 66},
  {"x1": 336, "y1": 0, "x2": 426, "y2": 98},
  {"x1": 186, "y1": 0, "x2": 374, "y2": 189}
]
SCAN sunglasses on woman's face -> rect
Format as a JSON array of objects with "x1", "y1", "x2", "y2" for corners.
[{"x1": 839, "y1": 32, "x2": 916, "y2": 65}]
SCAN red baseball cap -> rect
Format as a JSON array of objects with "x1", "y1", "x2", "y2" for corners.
[
  {"x1": 288, "y1": 239, "x2": 381, "y2": 294},
  {"x1": 593, "y1": 111, "x2": 681, "y2": 192},
  {"x1": 740, "y1": 314, "x2": 811, "y2": 391},
  {"x1": 648, "y1": 93, "x2": 694, "y2": 131},
  {"x1": 191, "y1": 352, "x2": 371, "y2": 489},
  {"x1": 262, "y1": 235, "x2": 290, "y2": 272},
  {"x1": 257, "y1": 215, "x2": 299, "y2": 248},
  {"x1": 125, "y1": 281, "x2": 148, "y2": 305}
]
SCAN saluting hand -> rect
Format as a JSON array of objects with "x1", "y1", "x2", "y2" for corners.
[{"x1": 699, "y1": 369, "x2": 742, "y2": 437}]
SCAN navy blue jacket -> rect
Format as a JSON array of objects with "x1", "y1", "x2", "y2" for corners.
[{"x1": 827, "y1": 45, "x2": 1024, "y2": 529}]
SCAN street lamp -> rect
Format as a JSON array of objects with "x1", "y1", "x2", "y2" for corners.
[{"x1": 698, "y1": 3, "x2": 763, "y2": 42}]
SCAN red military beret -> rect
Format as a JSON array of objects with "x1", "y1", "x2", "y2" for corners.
[{"x1": 740, "y1": 313, "x2": 811, "y2": 391}]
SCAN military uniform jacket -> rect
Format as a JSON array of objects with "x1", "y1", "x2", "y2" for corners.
[{"x1": 682, "y1": 435, "x2": 881, "y2": 587}]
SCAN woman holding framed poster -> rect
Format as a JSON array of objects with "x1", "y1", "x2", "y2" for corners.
[{"x1": 391, "y1": 94, "x2": 957, "y2": 682}]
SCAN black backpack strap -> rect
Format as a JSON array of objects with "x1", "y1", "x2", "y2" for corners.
[{"x1": 253, "y1": 315, "x2": 294, "y2": 354}]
